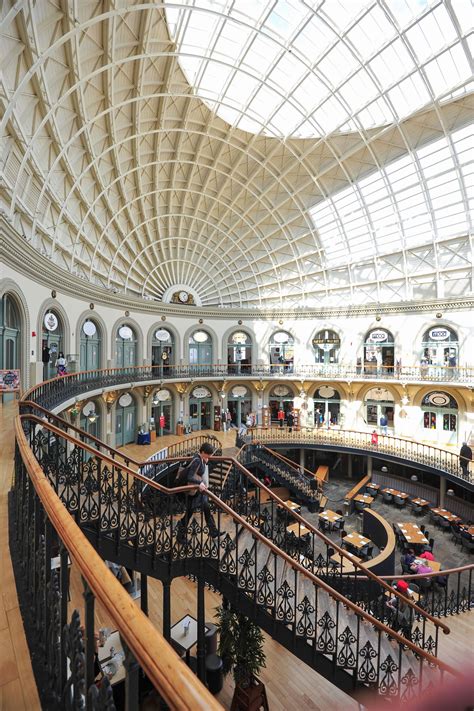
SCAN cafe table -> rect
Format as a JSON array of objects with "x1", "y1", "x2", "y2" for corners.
[
  {"x1": 354, "y1": 494, "x2": 374, "y2": 505},
  {"x1": 382, "y1": 488, "x2": 409, "y2": 499},
  {"x1": 343, "y1": 532, "x2": 371, "y2": 550},
  {"x1": 279, "y1": 500, "x2": 301, "y2": 513},
  {"x1": 287, "y1": 522, "x2": 311, "y2": 538},
  {"x1": 318, "y1": 509, "x2": 344, "y2": 525},
  {"x1": 413, "y1": 557, "x2": 441, "y2": 572},
  {"x1": 396, "y1": 522, "x2": 429, "y2": 546},
  {"x1": 410, "y1": 497, "x2": 430, "y2": 507},
  {"x1": 366, "y1": 482, "x2": 380, "y2": 491},
  {"x1": 170, "y1": 615, "x2": 209, "y2": 666},
  {"x1": 329, "y1": 551, "x2": 361, "y2": 573},
  {"x1": 430, "y1": 508, "x2": 461, "y2": 523},
  {"x1": 98, "y1": 630, "x2": 126, "y2": 685}
]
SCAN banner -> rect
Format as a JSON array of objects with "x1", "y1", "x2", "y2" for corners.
[{"x1": 0, "y1": 369, "x2": 20, "y2": 392}]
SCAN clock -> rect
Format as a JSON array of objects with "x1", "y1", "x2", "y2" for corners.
[{"x1": 179, "y1": 290, "x2": 189, "y2": 303}]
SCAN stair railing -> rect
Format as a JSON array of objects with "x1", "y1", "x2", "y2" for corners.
[
  {"x1": 13, "y1": 415, "x2": 223, "y2": 711},
  {"x1": 17, "y1": 414, "x2": 461, "y2": 703}
]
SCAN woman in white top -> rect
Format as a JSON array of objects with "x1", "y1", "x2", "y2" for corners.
[{"x1": 55, "y1": 352, "x2": 67, "y2": 376}]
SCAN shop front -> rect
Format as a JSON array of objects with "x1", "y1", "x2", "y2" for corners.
[
  {"x1": 364, "y1": 387, "x2": 394, "y2": 430},
  {"x1": 115, "y1": 324, "x2": 137, "y2": 367},
  {"x1": 80, "y1": 319, "x2": 101, "y2": 371},
  {"x1": 42, "y1": 309, "x2": 65, "y2": 380},
  {"x1": 151, "y1": 388, "x2": 173, "y2": 436},
  {"x1": 152, "y1": 328, "x2": 174, "y2": 375},
  {"x1": 227, "y1": 385, "x2": 252, "y2": 427},
  {"x1": 115, "y1": 392, "x2": 137, "y2": 447},
  {"x1": 363, "y1": 328, "x2": 395, "y2": 376},
  {"x1": 421, "y1": 326, "x2": 458, "y2": 370},
  {"x1": 269, "y1": 331, "x2": 294, "y2": 373},
  {"x1": 189, "y1": 386, "x2": 213, "y2": 431},
  {"x1": 313, "y1": 329, "x2": 340, "y2": 366},
  {"x1": 313, "y1": 386, "x2": 341, "y2": 426},
  {"x1": 421, "y1": 391, "x2": 458, "y2": 445},
  {"x1": 227, "y1": 331, "x2": 252, "y2": 374},
  {"x1": 269, "y1": 384, "x2": 294, "y2": 423}
]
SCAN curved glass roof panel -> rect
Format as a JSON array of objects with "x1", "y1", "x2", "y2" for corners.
[{"x1": 166, "y1": 0, "x2": 473, "y2": 137}]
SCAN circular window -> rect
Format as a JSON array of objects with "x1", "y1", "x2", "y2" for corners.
[
  {"x1": 192, "y1": 331, "x2": 209, "y2": 343},
  {"x1": 118, "y1": 326, "x2": 133, "y2": 340}
]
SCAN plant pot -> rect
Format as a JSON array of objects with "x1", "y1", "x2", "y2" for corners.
[{"x1": 230, "y1": 677, "x2": 268, "y2": 711}]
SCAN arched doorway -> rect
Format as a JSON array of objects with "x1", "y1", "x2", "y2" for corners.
[
  {"x1": 1, "y1": 294, "x2": 21, "y2": 370},
  {"x1": 80, "y1": 319, "x2": 102, "y2": 371},
  {"x1": 115, "y1": 392, "x2": 137, "y2": 447},
  {"x1": 364, "y1": 328, "x2": 395, "y2": 376},
  {"x1": 227, "y1": 385, "x2": 252, "y2": 427},
  {"x1": 269, "y1": 331, "x2": 294, "y2": 373},
  {"x1": 313, "y1": 386, "x2": 341, "y2": 427},
  {"x1": 312, "y1": 330, "x2": 340, "y2": 367},
  {"x1": 152, "y1": 328, "x2": 174, "y2": 376},
  {"x1": 269, "y1": 384, "x2": 294, "y2": 423},
  {"x1": 189, "y1": 386, "x2": 212, "y2": 431},
  {"x1": 189, "y1": 330, "x2": 213, "y2": 374},
  {"x1": 364, "y1": 387, "x2": 394, "y2": 430},
  {"x1": 227, "y1": 331, "x2": 252, "y2": 374},
  {"x1": 422, "y1": 391, "x2": 458, "y2": 445},
  {"x1": 421, "y1": 326, "x2": 458, "y2": 369},
  {"x1": 42, "y1": 309, "x2": 65, "y2": 380},
  {"x1": 80, "y1": 400, "x2": 102, "y2": 439},
  {"x1": 115, "y1": 324, "x2": 137, "y2": 367},
  {"x1": 151, "y1": 388, "x2": 173, "y2": 436}
]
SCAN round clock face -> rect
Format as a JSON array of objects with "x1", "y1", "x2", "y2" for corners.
[{"x1": 179, "y1": 291, "x2": 189, "y2": 303}]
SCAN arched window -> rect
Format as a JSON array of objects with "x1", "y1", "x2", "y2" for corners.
[
  {"x1": 269, "y1": 331, "x2": 294, "y2": 373},
  {"x1": 115, "y1": 324, "x2": 137, "y2": 367},
  {"x1": 189, "y1": 386, "x2": 212, "y2": 431},
  {"x1": 189, "y1": 331, "x2": 213, "y2": 373},
  {"x1": 421, "y1": 391, "x2": 458, "y2": 445},
  {"x1": 364, "y1": 387, "x2": 394, "y2": 429},
  {"x1": 269, "y1": 384, "x2": 294, "y2": 422},
  {"x1": 1, "y1": 294, "x2": 21, "y2": 371},
  {"x1": 227, "y1": 331, "x2": 252, "y2": 374},
  {"x1": 80, "y1": 319, "x2": 102, "y2": 371},
  {"x1": 421, "y1": 326, "x2": 458, "y2": 368},
  {"x1": 363, "y1": 329, "x2": 395, "y2": 376},
  {"x1": 312, "y1": 329, "x2": 340, "y2": 365},
  {"x1": 313, "y1": 386, "x2": 341, "y2": 426},
  {"x1": 152, "y1": 328, "x2": 175, "y2": 372},
  {"x1": 42, "y1": 309, "x2": 65, "y2": 380}
]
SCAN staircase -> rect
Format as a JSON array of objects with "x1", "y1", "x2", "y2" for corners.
[{"x1": 22, "y1": 418, "x2": 457, "y2": 705}]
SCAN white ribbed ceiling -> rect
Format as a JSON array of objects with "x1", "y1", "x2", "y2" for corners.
[{"x1": 0, "y1": 0, "x2": 473, "y2": 309}]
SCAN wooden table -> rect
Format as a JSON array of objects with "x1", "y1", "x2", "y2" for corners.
[
  {"x1": 382, "y1": 488, "x2": 409, "y2": 499},
  {"x1": 343, "y1": 532, "x2": 371, "y2": 550},
  {"x1": 170, "y1": 615, "x2": 209, "y2": 666},
  {"x1": 354, "y1": 494, "x2": 374, "y2": 505},
  {"x1": 318, "y1": 509, "x2": 343, "y2": 524},
  {"x1": 413, "y1": 557, "x2": 441, "y2": 572},
  {"x1": 460, "y1": 525, "x2": 474, "y2": 536},
  {"x1": 330, "y1": 551, "x2": 361, "y2": 572},
  {"x1": 287, "y1": 522, "x2": 311, "y2": 537},
  {"x1": 431, "y1": 508, "x2": 461, "y2": 523},
  {"x1": 410, "y1": 498, "x2": 430, "y2": 507},
  {"x1": 279, "y1": 500, "x2": 301, "y2": 513},
  {"x1": 396, "y1": 522, "x2": 429, "y2": 546},
  {"x1": 366, "y1": 483, "x2": 379, "y2": 492},
  {"x1": 98, "y1": 630, "x2": 126, "y2": 685}
]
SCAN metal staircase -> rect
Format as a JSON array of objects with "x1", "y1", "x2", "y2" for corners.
[{"x1": 16, "y1": 413, "x2": 460, "y2": 706}]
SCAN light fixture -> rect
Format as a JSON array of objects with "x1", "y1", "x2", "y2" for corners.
[
  {"x1": 381, "y1": 466, "x2": 388, "y2": 473},
  {"x1": 401, "y1": 395, "x2": 409, "y2": 406},
  {"x1": 446, "y1": 488, "x2": 454, "y2": 497},
  {"x1": 410, "y1": 474, "x2": 418, "y2": 482},
  {"x1": 88, "y1": 411, "x2": 97, "y2": 424}
]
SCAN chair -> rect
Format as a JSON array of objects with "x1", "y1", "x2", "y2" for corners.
[
  {"x1": 394, "y1": 495, "x2": 405, "y2": 509},
  {"x1": 451, "y1": 524, "x2": 463, "y2": 547},
  {"x1": 461, "y1": 535, "x2": 474, "y2": 553},
  {"x1": 411, "y1": 503, "x2": 423, "y2": 515},
  {"x1": 408, "y1": 582, "x2": 420, "y2": 594},
  {"x1": 400, "y1": 556, "x2": 412, "y2": 574},
  {"x1": 355, "y1": 500, "x2": 366, "y2": 512},
  {"x1": 430, "y1": 512, "x2": 442, "y2": 527},
  {"x1": 423, "y1": 530, "x2": 430, "y2": 541},
  {"x1": 418, "y1": 576, "x2": 432, "y2": 593},
  {"x1": 382, "y1": 491, "x2": 393, "y2": 505},
  {"x1": 420, "y1": 525, "x2": 426, "y2": 532},
  {"x1": 423, "y1": 537, "x2": 434, "y2": 553},
  {"x1": 439, "y1": 518, "x2": 451, "y2": 532},
  {"x1": 363, "y1": 545, "x2": 374, "y2": 560},
  {"x1": 318, "y1": 518, "x2": 330, "y2": 532}
]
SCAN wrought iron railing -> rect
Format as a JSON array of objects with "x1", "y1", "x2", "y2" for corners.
[
  {"x1": 22, "y1": 362, "x2": 474, "y2": 413},
  {"x1": 12, "y1": 418, "x2": 222, "y2": 711},
  {"x1": 248, "y1": 427, "x2": 470, "y2": 483},
  {"x1": 17, "y1": 415, "x2": 457, "y2": 698}
]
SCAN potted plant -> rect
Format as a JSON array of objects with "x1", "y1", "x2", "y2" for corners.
[{"x1": 215, "y1": 602, "x2": 267, "y2": 710}]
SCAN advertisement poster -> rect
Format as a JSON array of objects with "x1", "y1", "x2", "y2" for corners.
[{"x1": 0, "y1": 369, "x2": 21, "y2": 392}]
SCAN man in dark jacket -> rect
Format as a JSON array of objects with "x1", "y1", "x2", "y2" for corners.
[
  {"x1": 176, "y1": 442, "x2": 223, "y2": 543},
  {"x1": 460, "y1": 442, "x2": 472, "y2": 478}
]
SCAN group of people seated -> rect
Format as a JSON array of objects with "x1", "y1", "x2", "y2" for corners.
[{"x1": 401, "y1": 548, "x2": 434, "y2": 575}]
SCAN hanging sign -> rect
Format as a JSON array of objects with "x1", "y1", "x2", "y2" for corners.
[
  {"x1": 83, "y1": 321, "x2": 97, "y2": 337},
  {"x1": 192, "y1": 387, "x2": 210, "y2": 398},
  {"x1": 318, "y1": 386, "x2": 336, "y2": 399},
  {"x1": 428, "y1": 328, "x2": 450, "y2": 341},
  {"x1": 272, "y1": 385, "x2": 290, "y2": 397},
  {"x1": 118, "y1": 393, "x2": 133, "y2": 407},
  {"x1": 154, "y1": 389, "x2": 171, "y2": 401},
  {"x1": 82, "y1": 401, "x2": 96, "y2": 416},
  {"x1": 118, "y1": 326, "x2": 133, "y2": 340},
  {"x1": 367, "y1": 329, "x2": 388, "y2": 343},
  {"x1": 272, "y1": 331, "x2": 289, "y2": 344},
  {"x1": 0, "y1": 370, "x2": 20, "y2": 392},
  {"x1": 155, "y1": 329, "x2": 170, "y2": 342},
  {"x1": 44, "y1": 312, "x2": 58, "y2": 332}
]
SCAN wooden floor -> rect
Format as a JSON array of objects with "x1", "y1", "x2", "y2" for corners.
[{"x1": 1, "y1": 405, "x2": 472, "y2": 710}]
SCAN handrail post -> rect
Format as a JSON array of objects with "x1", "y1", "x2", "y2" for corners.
[
  {"x1": 82, "y1": 577, "x2": 96, "y2": 705},
  {"x1": 197, "y1": 578, "x2": 206, "y2": 682}
]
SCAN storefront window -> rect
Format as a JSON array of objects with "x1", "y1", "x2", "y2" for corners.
[
  {"x1": 312, "y1": 330, "x2": 340, "y2": 365},
  {"x1": 421, "y1": 326, "x2": 458, "y2": 368},
  {"x1": 227, "y1": 331, "x2": 252, "y2": 373},
  {"x1": 363, "y1": 329, "x2": 395, "y2": 376},
  {"x1": 269, "y1": 332, "x2": 294, "y2": 373}
]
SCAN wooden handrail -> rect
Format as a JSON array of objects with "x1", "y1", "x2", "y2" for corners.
[
  {"x1": 380, "y1": 563, "x2": 474, "y2": 581},
  {"x1": 345, "y1": 474, "x2": 371, "y2": 502},
  {"x1": 14, "y1": 417, "x2": 223, "y2": 711},
  {"x1": 22, "y1": 414, "x2": 451, "y2": 637}
]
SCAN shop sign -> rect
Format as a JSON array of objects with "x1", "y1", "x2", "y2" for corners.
[
  {"x1": 0, "y1": 369, "x2": 20, "y2": 392},
  {"x1": 272, "y1": 385, "x2": 290, "y2": 397},
  {"x1": 44, "y1": 312, "x2": 58, "y2": 331},
  {"x1": 428, "y1": 328, "x2": 449, "y2": 341},
  {"x1": 427, "y1": 392, "x2": 450, "y2": 407},
  {"x1": 272, "y1": 331, "x2": 289, "y2": 344},
  {"x1": 318, "y1": 386, "x2": 336, "y2": 399},
  {"x1": 231, "y1": 386, "x2": 248, "y2": 398},
  {"x1": 118, "y1": 393, "x2": 133, "y2": 407},
  {"x1": 118, "y1": 326, "x2": 133, "y2": 340},
  {"x1": 232, "y1": 332, "x2": 248, "y2": 344},
  {"x1": 155, "y1": 329, "x2": 170, "y2": 341},
  {"x1": 367, "y1": 329, "x2": 388, "y2": 343},
  {"x1": 193, "y1": 331, "x2": 209, "y2": 343},
  {"x1": 83, "y1": 321, "x2": 97, "y2": 336},
  {"x1": 192, "y1": 387, "x2": 210, "y2": 398},
  {"x1": 154, "y1": 389, "x2": 171, "y2": 401}
]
